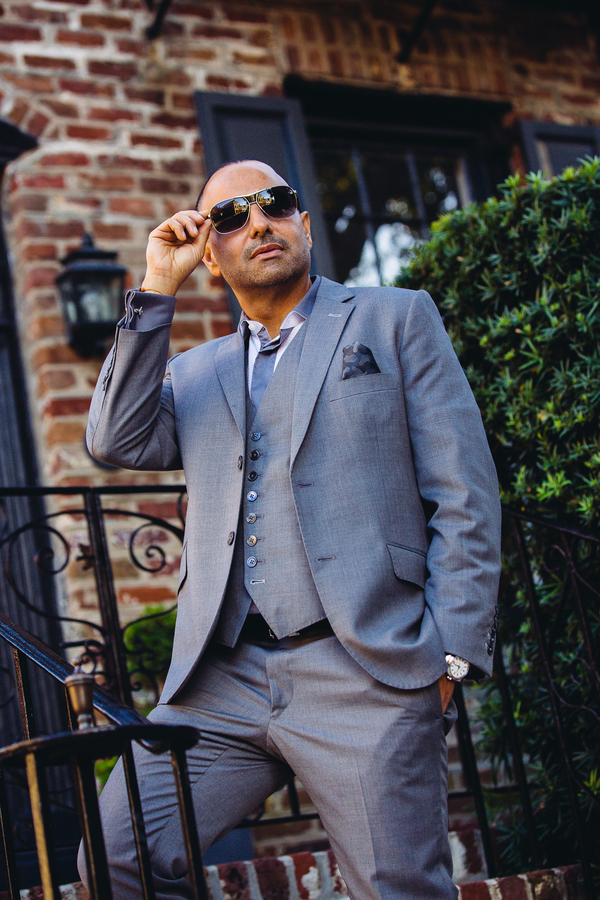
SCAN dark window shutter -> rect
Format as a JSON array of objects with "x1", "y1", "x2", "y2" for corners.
[
  {"x1": 193, "y1": 92, "x2": 335, "y2": 323},
  {"x1": 520, "y1": 120, "x2": 600, "y2": 176}
]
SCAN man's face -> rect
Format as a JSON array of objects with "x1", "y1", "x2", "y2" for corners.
[{"x1": 201, "y1": 161, "x2": 312, "y2": 294}]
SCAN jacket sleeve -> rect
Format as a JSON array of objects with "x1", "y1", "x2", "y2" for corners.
[
  {"x1": 87, "y1": 307, "x2": 182, "y2": 472},
  {"x1": 400, "y1": 289, "x2": 501, "y2": 676}
]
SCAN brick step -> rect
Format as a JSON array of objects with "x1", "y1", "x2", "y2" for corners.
[{"x1": 2, "y1": 855, "x2": 583, "y2": 900}]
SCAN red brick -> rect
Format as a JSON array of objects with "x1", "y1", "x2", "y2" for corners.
[
  {"x1": 205, "y1": 75, "x2": 251, "y2": 90},
  {"x1": 216, "y1": 862, "x2": 249, "y2": 897},
  {"x1": 60, "y1": 78, "x2": 115, "y2": 97},
  {"x1": 116, "y1": 37, "x2": 145, "y2": 53},
  {"x1": 25, "y1": 110, "x2": 51, "y2": 136},
  {"x1": 23, "y1": 266, "x2": 58, "y2": 290},
  {"x1": 281, "y1": 15, "x2": 295, "y2": 42},
  {"x1": 19, "y1": 173, "x2": 65, "y2": 189},
  {"x1": 3, "y1": 72, "x2": 55, "y2": 92},
  {"x1": 66, "y1": 124, "x2": 112, "y2": 140},
  {"x1": 38, "y1": 369, "x2": 77, "y2": 392},
  {"x1": 57, "y1": 30, "x2": 105, "y2": 47},
  {"x1": 40, "y1": 152, "x2": 89, "y2": 167},
  {"x1": 21, "y1": 242, "x2": 59, "y2": 261},
  {"x1": 0, "y1": 52, "x2": 16, "y2": 65},
  {"x1": 493, "y1": 874, "x2": 529, "y2": 900},
  {"x1": 13, "y1": 5, "x2": 67, "y2": 23},
  {"x1": 88, "y1": 61, "x2": 137, "y2": 80},
  {"x1": 16, "y1": 219, "x2": 84, "y2": 241},
  {"x1": 459, "y1": 883, "x2": 491, "y2": 900},
  {"x1": 163, "y1": 158, "x2": 195, "y2": 175},
  {"x1": 46, "y1": 421, "x2": 85, "y2": 444},
  {"x1": 109, "y1": 197, "x2": 155, "y2": 217},
  {"x1": 42, "y1": 99, "x2": 79, "y2": 117},
  {"x1": 44, "y1": 396, "x2": 92, "y2": 416},
  {"x1": 170, "y1": 92, "x2": 194, "y2": 111},
  {"x1": 80, "y1": 12, "x2": 131, "y2": 30},
  {"x1": 117, "y1": 586, "x2": 176, "y2": 606},
  {"x1": 31, "y1": 345, "x2": 81, "y2": 369},
  {"x1": 232, "y1": 50, "x2": 274, "y2": 66},
  {"x1": 223, "y1": 8, "x2": 268, "y2": 24},
  {"x1": 79, "y1": 173, "x2": 135, "y2": 191},
  {"x1": 150, "y1": 112, "x2": 196, "y2": 128},
  {"x1": 28, "y1": 314, "x2": 64, "y2": 340},
  {"x1": 291, "y1": 852, "x2": 318, "y2": 900},
  {"x1": 170, "y1": 320, "x2": 206, "y2": 342},
  {"x1": 286, "y1": 45, "x2": 301, "y2": 72},
  {"x1": 250, "y1": 29, "x2": 272, "y2": 48},
  {"x1": 130, "y1": 134, "x2": 183, "y2": 149},
  {"x1": 92, "y1": 222, "x2": 132, "y2": 241},
  {"x1": 89, "y1": 106, "x2": 140, "y2": 122},
  {"x1": 123, "y1": 87, "x2": 164, "y2": 105},
  {"x1": 192, "y1": 24, "x2": 241, "y2": 39},
  {"x1": 12, "y1": 193, "x2": 47, "y2": 213},
  {"x1": 0, "y1": 22, "x2": 41, "y2": 40},
  {"x1": 140, "y1": 177, "x2": 189, "y2": 195},
  {"x1": 254, "y1": 858, "x2": 290, "y2": 899},
  {"x1": 171, "y1": 0, "x2": 213, "y2": 16},
  {"x1": 24, "y1": 54, "x2": 76, "y2": 70},
  {"x1": 98, "y1": 154, "x2": 154, "y2": 171},
  {"x1": 300, "y1": 14, "x2": 316, "y2": 42},
  {"x1": 262, "y1": 83, "x2": 284, "y2": 98}
]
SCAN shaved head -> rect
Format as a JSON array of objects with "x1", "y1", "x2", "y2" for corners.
[{"x1": 196, "y1": 159, "x2": 289, "y2": 210}]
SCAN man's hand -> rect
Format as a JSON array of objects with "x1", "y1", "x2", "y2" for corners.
[
  {"x1": 141, "y1": 209, "x2": 212, "y2": 297},
  {"x1": 438, "y1": 673, "x2": 455, "y2": 713}
]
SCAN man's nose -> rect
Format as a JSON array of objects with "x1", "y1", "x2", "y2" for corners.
[{"x1": 248, "y1": 201, "x2": 272, "y2": 237}]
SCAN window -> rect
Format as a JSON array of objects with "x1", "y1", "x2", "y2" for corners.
[
  {"x1": 194, "y1": 83, "x2": 510, "y2": 304},
  {"x1": 520, "y1": 120, "x2": 600, "y2": 177}
]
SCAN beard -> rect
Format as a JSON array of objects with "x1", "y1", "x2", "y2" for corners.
[{"x1": 223, "y1": 234, "x2": 312, "y2": 291}]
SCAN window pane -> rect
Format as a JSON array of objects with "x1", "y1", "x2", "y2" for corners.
[
  {"x1": 360, "y1": 150, "x2": 418, "y2": 220},
  {"x1": 346, "y1": 223, "x2": 420, "y2": 287},
  {"x1": 415, "y1": 155, "x2": 467, "y2": 226},
  {"x1": 314, "y1": 150, "x2": 360, "y2": 218}
]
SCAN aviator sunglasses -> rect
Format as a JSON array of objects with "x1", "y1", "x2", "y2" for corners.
[{"x1": 209, "y1": 185, "x2": 300, "y2": 235}]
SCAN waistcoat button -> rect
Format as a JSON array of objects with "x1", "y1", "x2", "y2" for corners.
[
  {"x1": 247, "y1": 490, "x2": 258, "y2": 502},
  {"x1": 247, "y1": 471, "x2": 258, "y2": 482},
  {"x1": 251, "y1": 432, "x2": 261, "y2": 441},
  {"x1": 250, "y1": 450, "x2": 260, "y2": 460},
  {"x1": 247, "y1": 535, "x2": 257, "y2": 546},
  {"x1": 246, "y1": 556, "x2": 257, "y2": 568},
  {"x1": 246, "y1": 513, "x2": 257, "y2": 524}
]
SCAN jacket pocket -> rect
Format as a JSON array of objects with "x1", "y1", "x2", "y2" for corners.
[
  {"x1": 177, "y1": 543, "x2": 188, "y2": 595},
  {"x1": 387, "y1": 542, "x2": 427, "y2": 588},
  {"x1": 328, "y1": 372, "x2": 396, "y2": 401}
]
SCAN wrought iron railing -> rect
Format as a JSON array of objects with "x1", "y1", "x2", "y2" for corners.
[{"x1": 0, "y1": 485, "x2": 597, "y2": 898}]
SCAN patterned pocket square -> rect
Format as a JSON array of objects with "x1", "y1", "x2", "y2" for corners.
[{"x1": 342, "y1": 342, "x2": 381, "y2": 380}]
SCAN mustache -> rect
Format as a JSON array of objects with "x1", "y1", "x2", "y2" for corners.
[{"x1": 245, "y1": 237, "x2": 289, "y2": 259}]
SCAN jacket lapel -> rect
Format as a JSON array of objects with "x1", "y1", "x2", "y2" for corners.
[
  {"x1": 291, "y1": 278, "x2": 355, "y2": 466},
  {"x1": 215, "y1": 331, "x2": 246, "y2": 439}
]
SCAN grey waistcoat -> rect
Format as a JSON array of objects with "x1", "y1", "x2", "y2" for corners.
[{"x1": 216, "y1": 323, "x2": 326, "y2": 646}]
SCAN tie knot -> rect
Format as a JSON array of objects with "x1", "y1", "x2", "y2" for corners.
[{"x1": 257, "y1": 325, "x2": 293, "y2": 354}]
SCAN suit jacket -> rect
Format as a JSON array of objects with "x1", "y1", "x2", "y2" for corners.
[{"x1": 88, "y1": 277, "x2": 501, "y2": 702}]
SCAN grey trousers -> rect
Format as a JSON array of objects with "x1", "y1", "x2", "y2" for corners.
[{"x1": 79, "y1": 634, "x2": 458, "y2": 900}]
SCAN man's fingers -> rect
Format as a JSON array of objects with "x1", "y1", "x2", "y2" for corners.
[{"x1": 151, "y1": 210, "x2": 210, "y2": 244}]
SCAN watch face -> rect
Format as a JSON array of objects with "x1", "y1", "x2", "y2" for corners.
[{"x1": 447, "y1": 655, "x2": 469, "y2": 681}]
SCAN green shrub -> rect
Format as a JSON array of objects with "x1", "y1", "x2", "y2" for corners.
[{"x1": 395, "y1": 159, "x2": 600, "y2": 879}]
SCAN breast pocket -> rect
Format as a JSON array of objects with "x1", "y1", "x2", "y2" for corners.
[{"x1": 328, "y1": 373, "x2": 397, "y2": 401}]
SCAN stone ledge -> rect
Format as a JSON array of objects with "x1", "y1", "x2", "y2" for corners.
[{"x1": 0, "y1": 857, "x2": 583, "y2": 900}]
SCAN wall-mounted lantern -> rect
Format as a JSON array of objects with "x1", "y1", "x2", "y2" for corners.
[{"x1": 56, "y1": 233, "x2": 126, "y2": 356}]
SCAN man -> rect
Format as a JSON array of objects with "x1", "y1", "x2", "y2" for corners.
[{"x1": 84, "y1": 159, "x2": 501, "y2": 900}]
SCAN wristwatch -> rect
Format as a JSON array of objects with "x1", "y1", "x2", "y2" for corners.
[{"x1": 445, "y1": 653, "x2": 470, "y2": 682}]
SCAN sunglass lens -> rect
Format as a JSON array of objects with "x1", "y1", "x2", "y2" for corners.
[
  {"x1": 257, "y1": 186, "x2": 298, "y2": 219},
  {"x1": 212, "y1": 196, "x2": 250, "y2": 234}
]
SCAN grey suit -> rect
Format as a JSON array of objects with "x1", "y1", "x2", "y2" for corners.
[{"x1": 85, "y1": 276, "x2": 501, "y2": 900}]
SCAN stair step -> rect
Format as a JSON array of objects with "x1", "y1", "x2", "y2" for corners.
[{"x1": 1, "y1": 859, "x2": 583, "y2": 900}]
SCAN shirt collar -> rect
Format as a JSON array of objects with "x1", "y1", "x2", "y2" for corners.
[{"x1": 238, "y1": 275, "x2": 321, "y2": 341}]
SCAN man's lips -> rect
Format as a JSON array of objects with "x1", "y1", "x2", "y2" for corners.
[{"x1": 250, "y1": 243, "x2": 284, "y2": 259}]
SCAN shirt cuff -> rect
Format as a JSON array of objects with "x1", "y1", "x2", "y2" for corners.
[{"x1": 122, "y1": 289, "x2": 177, "y2": 331}]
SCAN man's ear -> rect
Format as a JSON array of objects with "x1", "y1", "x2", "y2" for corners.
[
  {"x1": 202, "y1": 238, "x2": 222, "y2": 277},
  {"x1": 301, "y1": 211, "x2": 313, "y2": 249}
]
